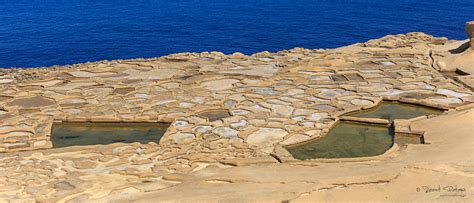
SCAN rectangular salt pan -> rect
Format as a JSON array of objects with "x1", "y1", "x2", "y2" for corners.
[{"x1": 51, "y1": 122, "x2": 169, "y2": 148}]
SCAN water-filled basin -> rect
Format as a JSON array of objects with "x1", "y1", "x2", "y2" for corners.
[
  {"x1": 286, "y1": 122, "x2": 393, "y2": 160},
  {"x1": 51, "y1": 122, "x2": 169, "y2": 148},
  {"x1": 345, "y1": 101, "x2": 442, "y2": 121}
]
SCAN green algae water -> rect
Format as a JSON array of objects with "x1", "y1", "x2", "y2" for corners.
[
  {"x1": 286, "y1": 122, "x2": 393, "y2": 160},
  {"x1": 51, "y1": 122, "x2": 169, "y2": 148},
  {"x1": 345, "y1": 102, "x2": 442, "y2": 121},
  {"x1": 287, "y1": 102, "x2": 443, "y2": 160}
]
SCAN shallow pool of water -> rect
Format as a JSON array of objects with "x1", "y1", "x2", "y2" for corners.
[
  {"x1": 51, "y1": 122, "x2": 169, "y2": 148},
  {"x1": 345, "y1": 102, "x2": 442, "y2": 121},
  {"x1": 286, "y1": 122, "x2": 394, "y2": 160}
]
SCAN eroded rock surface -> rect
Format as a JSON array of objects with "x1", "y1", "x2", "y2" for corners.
[{"x1": 0, "y1": 32, "x2": 473, "y2": 202}]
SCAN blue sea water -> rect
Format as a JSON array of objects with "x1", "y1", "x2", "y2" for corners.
[{"x1": 0, "y1": 0, "x2": 473, "y2": 68}]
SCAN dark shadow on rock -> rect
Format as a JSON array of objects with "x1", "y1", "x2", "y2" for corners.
[{"x1": 449, "y1": 41, "x2": 470, "y2": 54}]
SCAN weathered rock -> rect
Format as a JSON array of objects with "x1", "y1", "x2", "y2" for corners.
[
  {"x1": 260, "y1": 103, "x2": 294, "y2": 117},
  {"x1": 308, "y1": 113, "x2": 329, "y2": 121},
  {"x1": 246, "y1": 128, "x2": 288, "y2": 146},
  {"x1": 436, "y1": 89, "x2": 470, "y2": 98},
  {"x1": 0, "y1": 29, "x2": 473, "y2": 202},
  {"x1": 173, "y1": 120, "x2": 189, "y2": 129},
  {"x1": 6, "y1": 96, "x2": 56, "y2": 108},
  {"x1": 69, "y1": 71, "x2": 116, "y2": 78},
  {"x1": 170, "y1": 133, "x2": 195, "y2": 143},
  {"x1": 220, "y1": 64, "x2": 278, "y2": 77},
  {"x1": 467, "y1": 21, "x2": 474, "y2": 48},
  {"x1": 72, "y1": 160, "x2": 98, "y2": 169},
  {"x1": 54, "y1": 181, "x2": 76, "y2": 190},
  {"x1": 192, "y1": 125, "x2": 213, "y2": 134},
  {"x1": 0, "y1": 77, "x2": 15, "y2": 84},
  {"x1": 197, "y1": 110, "x2": 231, "y2": 122},
  {"x1": 113, "y1": 87, "x2": 135, "y2": 95},
  {"x1": 280, "y1": 134, "x2": 311, "y2": 145},
  {"x1": 230, "y1": 120, "x2": 248, "y2": 130},
  {"x1": 212, "y1": 127, "x2": 239, "y2": 138},
  {"x1": 219, "y1": 156, "x2": 278, "y2": 166},
  {"x1": 351, "y1": 99, "x2": 374, "y2": 106},
  {"x1": 123, "y1": 68, "x2": 185, "y2": 80},
  {"x1": 200, "y1": 79, "x2": 239, "y2": 91}
]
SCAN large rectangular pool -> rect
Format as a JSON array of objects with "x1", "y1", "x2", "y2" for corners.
[{"x1": 51, "y1": 122, "x2": 170, "y2": 148}]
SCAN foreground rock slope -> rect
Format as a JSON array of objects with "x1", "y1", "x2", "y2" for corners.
[{"x1": 0, "y1": 30, "x2": 473, "y2": 202}]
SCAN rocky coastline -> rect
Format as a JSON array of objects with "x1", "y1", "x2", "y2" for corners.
[{"x1": 0, "y1": 22, "x2": 473, "y2": 202}]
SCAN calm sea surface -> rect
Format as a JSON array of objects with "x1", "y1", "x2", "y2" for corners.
[{"x1": 0, "y1": 0, "x2": 473, "y2": 68}]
